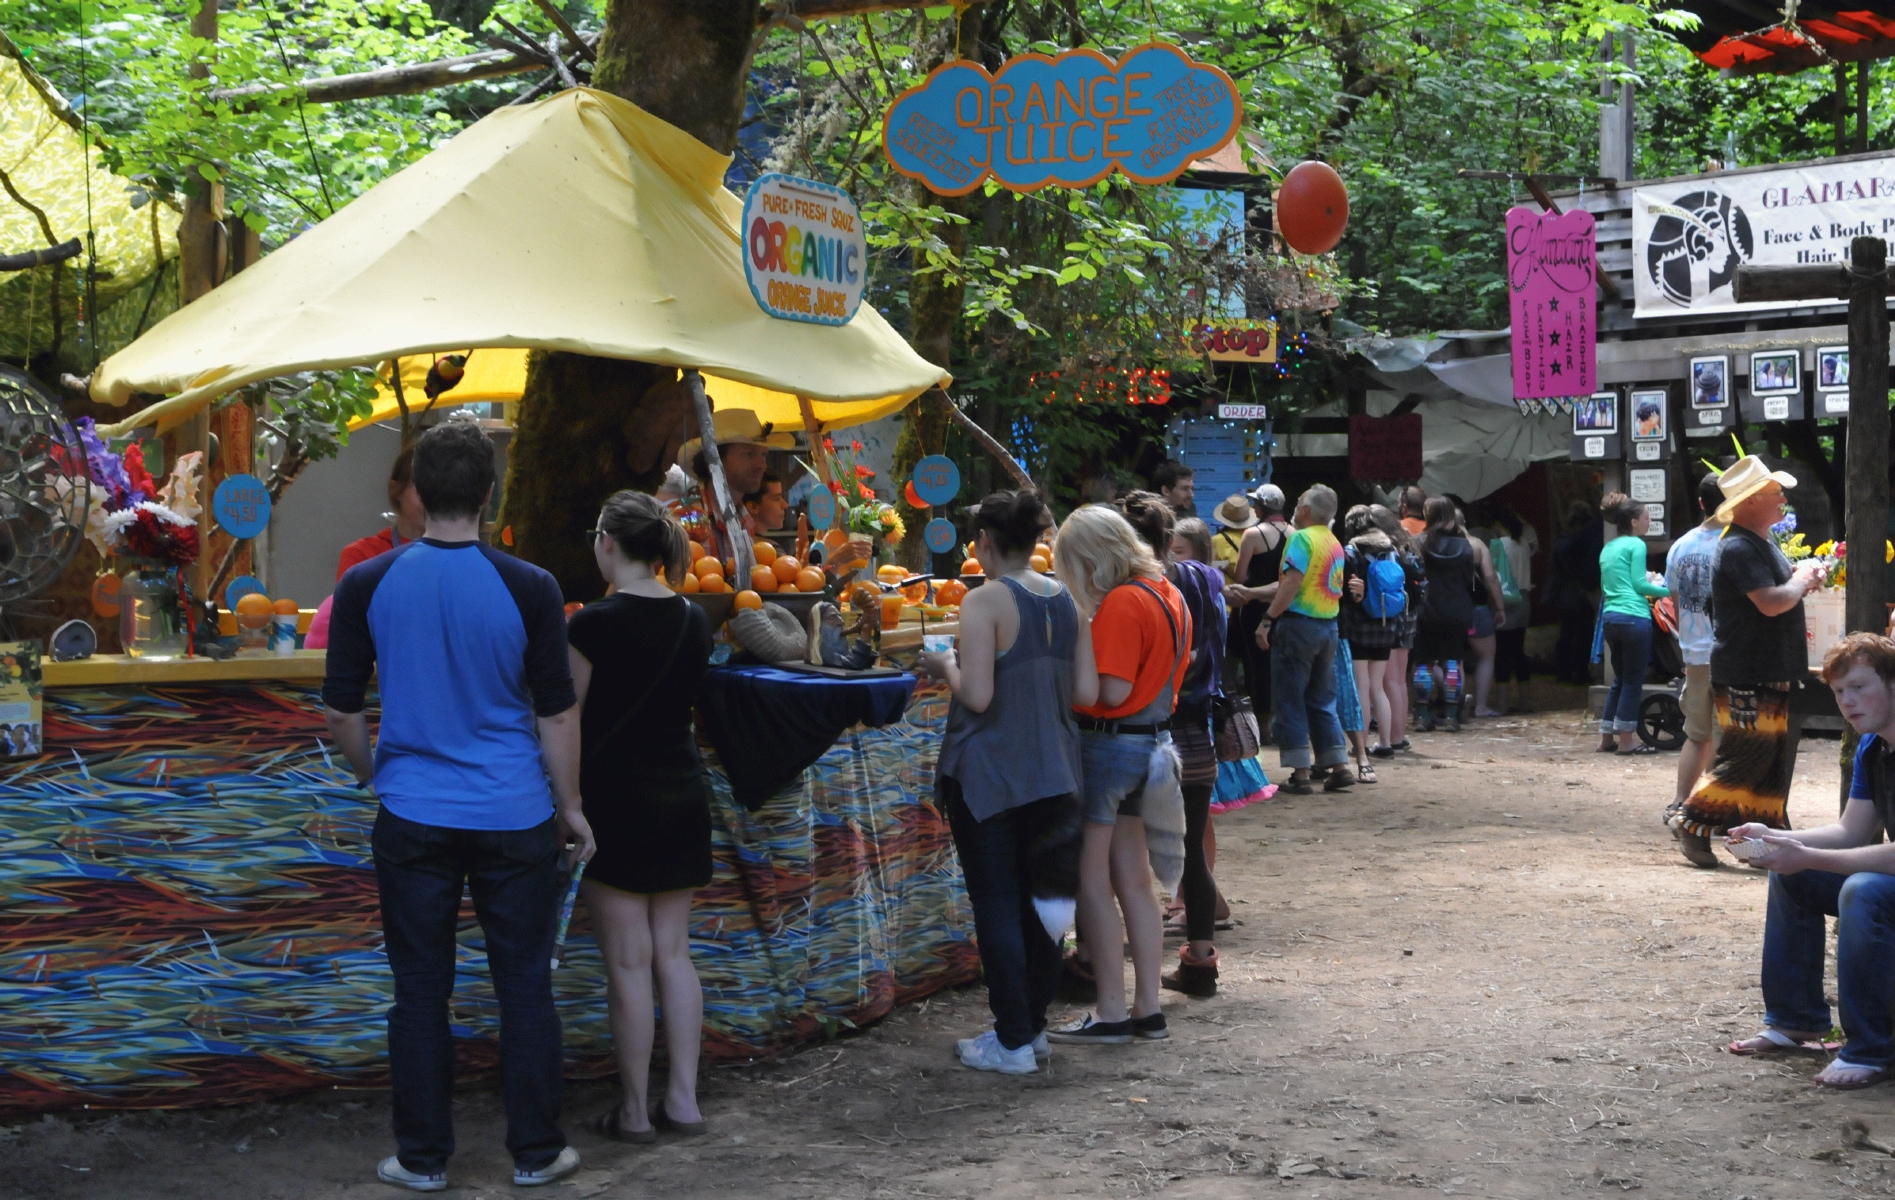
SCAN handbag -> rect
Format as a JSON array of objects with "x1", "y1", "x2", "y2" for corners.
[{"x1": 1212, "y1": 692, "x2": 1261, "y2": 763}]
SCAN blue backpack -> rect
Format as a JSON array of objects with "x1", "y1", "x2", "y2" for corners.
[{"x1": 1362, "y1": 553, "x2": 1408, "y2": 620}]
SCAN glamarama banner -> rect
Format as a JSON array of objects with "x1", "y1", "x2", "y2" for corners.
[
  {"x1": 881, "y1": 43, "x2": 1241, "y2": 195},
  {"x1": 1632, "y1": 155, "x2": 1895, "y2": 318}
]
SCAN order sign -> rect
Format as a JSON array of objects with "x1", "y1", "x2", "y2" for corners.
[{"x1": 742, "y1": 173, "x2": 866, "y2": 326}]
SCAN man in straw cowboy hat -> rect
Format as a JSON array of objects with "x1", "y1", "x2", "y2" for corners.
[
  {"x1": 676, "y1": 408, "x2": 795, "y2": 563},
  {"x1": 1668, "y1": 456, "x2": 1825, "y2": 861},
  {"x1": 1210, "y1": 494, "x2": 1258, "y2": 583}
]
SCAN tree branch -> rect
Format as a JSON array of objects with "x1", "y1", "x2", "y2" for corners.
[
  {"x1": 0, "y1": 238, "x2": 81, "y2": 272},
  {"x1": 206, "y1": 47, "x2": 547, "y2": 108}
]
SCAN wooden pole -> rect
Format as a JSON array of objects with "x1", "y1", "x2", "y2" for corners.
[
  {"x1": 934, "y1": 390, "x2": 1032, "y2": 490},
  {"x1": 684, "y1": 369, "x2": 755, "y2": 585},
  {"x1": 1846, "y1": 236, "x2": 1889, "y2": 637},
  {"x1": 173, "y1": 0, "x2": 219, "y2": 601}
]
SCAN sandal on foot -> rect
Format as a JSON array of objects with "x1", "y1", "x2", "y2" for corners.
[
  {"x1": 1817, "y1": 1061, "x2": 1889, "y2": 1091},
  {"x1": 1596, "y1": 741, "x2": 1619, "y2": 753},
  {"x1": 1280, "y1": 776, "x2": 1314, "y2": 795},
  {"x1": 593, "y1": 1107, "x2": 657, "y2": 1145},
  {"x1": 1355, "y1": 763, "x2": 1378, "y2": 783},
  {"x1": 1616, "y1": 744, "x2": 1660, "y2": 756},
  {"x1": 1726, "y1": 1029, "x2": 1841, "y2": 1056}
]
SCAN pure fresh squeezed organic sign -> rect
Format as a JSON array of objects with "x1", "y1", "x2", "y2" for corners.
[
  {"x1": 741, "y1": 173, "x2": 866, "y2": 325},
  {"x1": 1632, "y1": 155, "x2": 1895, "y2": 318},
  {"x1": 882, "y1": 43, "x2": 1241, "y2": 195}
]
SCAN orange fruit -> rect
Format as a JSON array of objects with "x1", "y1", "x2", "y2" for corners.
[
  {"x1": 778, "y1": 579, "x2": 798, "y2": 593},
  {"x1": 750, "y1": 565, "x2": 779, "y2": 593},
  {"x1": 235, "y1": 591, "x2": 273, "y2": 617},
  {"x1": 680, "y1": 572, "x2": 700, "y2": 593},
  {"x1": 1029, "y1": 554, "x2": 1050, "y2": 573},
  {"x1": 848, "y1": 583, "x2": 880, "y2": 613},
  {"x1": 693, "y1": 555, "x2": 722, "y2": 579},
  {"x1": 936, "y1": 579, "x2": 968, "y2": 606},
  {"x1": 699, "y1": 573, "x2": 728, "y2": 594},
  {"x1": 772, "y1": 555, "x2": 801, "y2": 584},
  {"x1": 723, "y1": 557, "x2": 736, "y2": 578},
  {"x1": 877, "y1": 563, "x2": 906, "y2": 581},
  {"x1": 796, "y1": 567, "x2": 825, "y2": 592},
  {"x1": 823, "y1": 527, "x2": 850, "y2": 550},
  {"x1": 273, "y1": 598, "x2": 299, "y2": 614},
  {"x1": 961, "y1": 558, "x2": 982, "y2": 575},
  {"x1": 735, "y1": 589, "x2": 763, "y2": 611},
  {"x1": 753, "y1": 540, "x2": 777, "y2": 566},
  {"x1": 902, "y1": 581, "x2": 927, "y2": 602}
]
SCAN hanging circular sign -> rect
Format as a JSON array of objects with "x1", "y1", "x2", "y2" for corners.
[
  {"x1": 911, "y1": 455, "x2": 960, "y2": 507},
  {"x1": 89, "y1": 572, "x2": 120, "y2": 620},
  {"x1": 225, "y1": 574, "x2": 266, "y2": 613},
  {"x1": 742, "y1": 173, "x2": 866, "y2": 326},
  {"x1": 924, "y1": 518, "x2": 958, "y2": 555},
  {"x1": 212, "y1": 473, "x2": 272, "y2": 539},
  {"x1": 807, "y1": 486, "x2": 836, "y2": 530}
]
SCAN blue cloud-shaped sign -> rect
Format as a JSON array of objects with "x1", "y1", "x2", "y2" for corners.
[{"x1": 882, "y1": 43, "x2": 1242, "y2": 195}]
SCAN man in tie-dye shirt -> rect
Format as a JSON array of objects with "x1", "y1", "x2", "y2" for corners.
[{"x1": 1255, "y1": 484, "x2": 1351, "y2": 793}]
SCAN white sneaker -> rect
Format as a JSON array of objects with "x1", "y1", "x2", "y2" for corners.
[
  {"x1": 1031, "y1": 1031, "x2": 1050, "y2": 1060},
  {"x1": 513, "y1": 1146, "x2": 580, "y2": 1187},
  {"x1": 955, "y1": 1029, "x2": 1038, "y2": 1075},
  {"x1": 376, "y1": 1156, "x2": 446, "y2": 1193}
]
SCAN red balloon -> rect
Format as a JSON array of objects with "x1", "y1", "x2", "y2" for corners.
[{"x1": 1276, "y1": 160, "x2": 1350, "y2": 256}]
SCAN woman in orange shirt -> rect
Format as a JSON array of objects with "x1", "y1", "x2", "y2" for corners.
[{"x1": 1047, "y1": 505, "x2": 1191, "y2": 1047}]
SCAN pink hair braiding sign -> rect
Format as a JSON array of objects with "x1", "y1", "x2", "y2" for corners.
[{"x1": 1506, "y1": 207, "x2": 1597, "y2": 399}]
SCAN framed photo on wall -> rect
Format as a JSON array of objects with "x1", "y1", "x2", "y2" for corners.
[
  {"x1": 1818, "y1": 346, "x2": 1850, "y2": 391},
  {"x1": 1573, "y1": 391, "x2": 1618, "y2": 436},
  {"x1": 1628, "y1": 389, "x2": 1667, "y2": 441},
  {"x1": 1750, "y1": 350, "x2": 1801, "y2": 396},
  {"x1": 1690, "y1": 355, "x2": 1729, "y2": 408}
]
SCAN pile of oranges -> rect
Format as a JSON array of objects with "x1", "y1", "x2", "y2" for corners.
[
  {"x1": 672, "y1": 538, "x2": 826, "y2": 610},
  {"x1": 959, "y1": 539, "x2": 1055, "y2": 580}
]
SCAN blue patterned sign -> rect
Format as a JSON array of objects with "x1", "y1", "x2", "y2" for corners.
[
  {"x1": 212, "y1": 474, "x2": 271, "y2": 539},
  {"x1": 911, "y1": 455, "x2": 960, "y2": 507},
  {"x1": 882, "y1": 43, "x2": 1241, "y2": 195},
  {"x1": 923, "y1": 518, "x2": 958, "y2": 555}
]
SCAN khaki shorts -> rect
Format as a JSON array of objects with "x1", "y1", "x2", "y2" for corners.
[{"x1": 1681, "y1": 664, "x2": 1721, "y2": 746}]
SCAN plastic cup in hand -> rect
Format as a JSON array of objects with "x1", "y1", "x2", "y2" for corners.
[{"x1": 923, "y1": 633, "x2": 955, "y2": 654}]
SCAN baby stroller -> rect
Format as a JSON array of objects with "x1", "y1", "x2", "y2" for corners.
[{"x1": 1636, "y1": 595, "x2": 1687, "y2": 751}]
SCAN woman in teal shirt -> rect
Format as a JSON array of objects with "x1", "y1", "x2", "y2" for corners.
[{"x1": 1596, "y1": 492, "x2": 1670, "y2": 755}]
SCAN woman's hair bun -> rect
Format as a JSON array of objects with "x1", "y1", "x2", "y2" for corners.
[{"x1": 974, "y1": 489, "x2": 1048, "y2": 555}]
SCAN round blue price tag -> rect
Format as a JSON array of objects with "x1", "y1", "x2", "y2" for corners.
[
  {"x1": 212, "y1": 473, "x2": 272, "y2": 539},
  {"x1": 224, "y1": 575, "x2": 266, "y2": 612},
  {"x1": 807, "y1": 487, "x2": 835, "y2": 530},
  {"x1": 911, "y1": 455, "x2": 960, "y2": 507},
  {"x1": 924, "y1": 517, "x2": 957, "y2": 555}
]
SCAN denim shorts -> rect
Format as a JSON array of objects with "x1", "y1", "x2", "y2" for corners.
[
  {"x1": 1471, "y1": 605, "x2": 1495, "y2": 639},
  {"x1": 1078, "y1": 728, "x2": 1168, "y2": 825}
]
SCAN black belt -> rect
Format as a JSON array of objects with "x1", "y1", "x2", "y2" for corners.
[{"x1": 1076, "y1": 716, "x2": 1170, "y2": 735}]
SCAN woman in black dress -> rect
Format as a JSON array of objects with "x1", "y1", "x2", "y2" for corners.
[{"x1": 567, "y1": 490, "x2": 714, "y2": 1142}]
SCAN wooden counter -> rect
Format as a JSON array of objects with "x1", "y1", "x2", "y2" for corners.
[{"x1": 43, "y1": 650, "x2": 328, "y2": 688}]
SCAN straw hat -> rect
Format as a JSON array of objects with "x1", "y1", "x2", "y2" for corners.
[
  {"x1": 679, "y1": 407, "x2": 796, "y2": 466},
  {"x1": 1213, "y1": 494, "x2": 1259, "y2": 530},
  {"x1": 1714, "y1": 455, "x2": 1798, "y2": 524}
]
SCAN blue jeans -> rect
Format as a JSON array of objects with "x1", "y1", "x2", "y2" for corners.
[
  {"x1": 1600, "y1": 612, "x2": 1653, "y2": 734},
  {"x1": 1078, "y1": 728, "x2": 1167, "y2": 825},
  {"x1": 1763, "y1": 869, "x2": 1895, "y2": 1069},
  {"x1": 372, "y1": 805, "x2": 568, "y2": 1174},
  {"x1": 941, "y1": 779, "x2": 1068, "y2": 1052},
  {"x1": 1269, "y1": 613, "x2": 1346, "y2": 771}
]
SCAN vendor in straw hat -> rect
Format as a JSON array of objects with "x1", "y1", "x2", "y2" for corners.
[
  {"x1": 675, "y1": 408, "x2": 795, "y2": 562},
  {"x1": 1667, "y1": 456, "x2": 1826, "y2": 860}
]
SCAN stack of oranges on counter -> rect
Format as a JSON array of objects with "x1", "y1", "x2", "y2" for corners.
[{"x1": 958, "y1": 539, "x2": 1054, "y2": 580}]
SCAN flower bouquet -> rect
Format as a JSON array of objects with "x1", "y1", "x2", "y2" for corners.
[
  {"x1": 1810, "y1": 538, "x2": 1894, "y2": 589},
  {"x1": 802, "y1": 436, "x2": 904, "y2": 565},
  {"x1": 65, "y1": 420, "x2": 204, "y2": 658}
]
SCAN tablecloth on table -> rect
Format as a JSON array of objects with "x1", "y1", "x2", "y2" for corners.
[{"x1": 697, "y1": 664, "x2": 916, "y2": 810}]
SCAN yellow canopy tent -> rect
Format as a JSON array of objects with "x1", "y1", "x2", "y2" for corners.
[
  {"x1": 357, "y1": 350, "x2": 913, "y2": 433},
  {"x1": 0, "y1": 31, "x2": 179, "y2": 364},
  {"x1": 90, "y1": 87, "x2": 947, "y2": 435}
]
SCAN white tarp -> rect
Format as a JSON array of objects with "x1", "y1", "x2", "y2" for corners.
[{"x1": 1631, "y1": 157, "x2": 1895, "y2": 319}]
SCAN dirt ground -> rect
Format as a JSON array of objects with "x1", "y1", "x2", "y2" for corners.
[{"x1": 13, "y1": 706, "x2": 1895, "y2": 1199}]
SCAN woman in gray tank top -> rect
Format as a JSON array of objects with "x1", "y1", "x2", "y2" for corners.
[{"x1": 919, "y1": 490, "x2": 1098, "y2": 1076}]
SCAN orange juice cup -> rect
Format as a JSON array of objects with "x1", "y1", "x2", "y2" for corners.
[{"x1": 879, "y1": 593, "x2": 905, "y2": 630}]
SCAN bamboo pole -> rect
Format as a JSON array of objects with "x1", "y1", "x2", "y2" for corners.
[{"x1": 685, "y1": 369, "x2": 755, "y2": 585}]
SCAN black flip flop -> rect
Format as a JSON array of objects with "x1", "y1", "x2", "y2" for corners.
[
  {"x1": 1615, "y1": 744, "x2": 1661, "y2": 757},
  {"x1": 653, "y1": 1106, "x2": 708, "y2": 1136},
  {"x1": 594, "y1": 1107, "x2": 656, "y2": 1145}
]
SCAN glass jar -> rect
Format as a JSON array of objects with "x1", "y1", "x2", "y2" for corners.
[{"x1": 120, "y1": 560, "x2": 187, "y2": 660}]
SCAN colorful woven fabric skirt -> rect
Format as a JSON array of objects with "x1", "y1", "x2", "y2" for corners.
[
  {"x1": 1677, "y1": 682, "x2": 1795, "y2": 836},
  {"x1": 1210, "y1": 755, "x2": 1275, "y2": 814}
]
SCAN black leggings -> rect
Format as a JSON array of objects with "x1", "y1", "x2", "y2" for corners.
[{"x1": 1180, "y1": 781, "x2": 1216, "y2": 943}]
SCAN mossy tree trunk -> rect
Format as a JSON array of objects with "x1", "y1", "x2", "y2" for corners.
[{"x1": 500, "y1": 0, "x2": 762, "y2": 596}]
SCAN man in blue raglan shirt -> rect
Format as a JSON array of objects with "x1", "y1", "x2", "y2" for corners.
[
  {"x1": 324, "y1": 420, "x2": 595, "y2": 1191},
  {"x1": 1726, "y1": 632, "x2": 1895, "y2": 1090}
]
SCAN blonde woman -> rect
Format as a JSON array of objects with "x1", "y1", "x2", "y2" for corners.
[{"x1": 1049, "y1": 505, "x2": 1191, "y2": 1045}]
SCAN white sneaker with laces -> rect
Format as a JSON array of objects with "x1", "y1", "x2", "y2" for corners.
[
  {"x1": 513, "y1": 1145, "x2": 580, "y2": 1187},
  {"x1": 955, "y1": 1029, "x2": 1038, "y2": 1074},
  {"x1": 376, "y1": 1156, "x2": 446, "y2": 1193}
]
